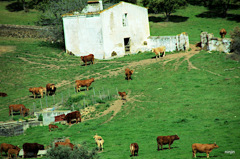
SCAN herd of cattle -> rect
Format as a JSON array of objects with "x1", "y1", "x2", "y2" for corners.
[
  {"x1": 1, "y1": 51, "x2": 222, "y2": 158},
  {"x1": 0, "y1": 134, "x2": 219, "y2": 158}
]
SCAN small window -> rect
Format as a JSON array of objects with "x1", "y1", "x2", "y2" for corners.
[{"x1": 122, "y1": 13, "x2": 128, "y2": 27}]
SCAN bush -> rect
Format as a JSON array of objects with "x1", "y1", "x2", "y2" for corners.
[
  {"x1": 46, "y1": 145, "x2": 99, "y2": 159},
  {"x1": 38, "y1": 114, "x2": 43, "y2": 121},
  {"x1": 230, "y1": 26, "x2": 240, "y2": 55}
]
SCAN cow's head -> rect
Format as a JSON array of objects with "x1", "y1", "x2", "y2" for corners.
[
  {"x1": 130, "y1": 70, "x2": 134, "y2": 75},
  {"x1": 50, "y1": 84, "x2": 55, "y2": 90},
  {"x1": 81, "y1": 56, "x2": 84, "y2": 60},
  {"x1": 38, "y1": 144, "x2": 45, "y2": 150},
  {"x1": 213, "y1": 143, "x2": 219, "y2": 148},
  {"x1": 174, "y1": 135, "x2": 180, "y2": 140},
  {"x1": 29, "y1": 88, "x2": 33, "y2": 92}
]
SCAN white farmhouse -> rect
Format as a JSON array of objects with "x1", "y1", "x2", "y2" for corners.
[{"x1": 62, "y1": 0, "x2": 150, "y2": 59}]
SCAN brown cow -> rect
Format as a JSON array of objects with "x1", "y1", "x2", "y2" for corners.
[
  {"x1": 192, "y1": 143, "x2": 219, "y2": 158},
  {"x1": 81, "y1": 54, "x2": 94, "y2": 66},
  {"x1": 9, "y1": 104, "x2": 29, "y2": 117},
  {"x1": 46, "y1": 83, "x2": 56, "y2": 96},
  {"x1": 130, "y1": 143, "x2": 139, "y2": 157},
  {"x1": 125, "y1": 68, "x2": 134, "y2": 80},
  {"x1": 152, "y1": 46, "x2": 166, "y2": 58},
  {"x1": 0, "y1": 143, "x2": 18, "y2": 157},
  {"x1": 48, "y1": 124, "x2": 58, "y2": 132},
  {"x1": 118, "y1": 91, "x2": 127, "y2": 100},
  {"x1": 23, "y1": 143, "x2": 44, "y2": 158},
  {"x1": 8, "y1": 146, "x2": 20, "y2": 159},
  {"x1": 157, "y1": 135, "x2": 180, "y2": 150},
  {"x1": 55, "y1": 142, "x2": 74, "y2": 150},
  {"x1": 75, "y1": 78, "x2": 94, "y2": 92},
  {"x1": 220, "y1": 28, "x2": 227, "y2": 38},
  {"x1": 63, "y1": 111, "x2": 81, "y2": 125},
  {"x1": 29, "y1": 87, "x2": 44, "y2": 98},
  {"x1": 0, "y1": 92, "x2": 7, "y2": 97}
]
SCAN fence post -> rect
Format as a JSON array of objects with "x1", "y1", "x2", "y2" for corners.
[
  {"x1": 99, "y1": 91, "x2": 102, "y2": 100},
  {"x1": 53, "y1": 95, "x2": 55, "y2": 105},
  {"x1": 46, "y1": 95, "x2": 48, "y2": 108},
  {"x1": 108, "y1": 90, "x2": 110, "y2": 100},
  {"x1": 93, "y1": 87, "x2": 96, "y2": 97},
  {"x1": 40, "y1": 99, "x2": 43, "y2": 110},
  {"x1": 11, "y1": 107, "x2": 13, "y2": 119},
  {"x1": 116, "y1": 87, "x2": 118, "y2": 96},
  {"x1": 62, "y1": 94, "x2": 63, "y2": 105}
]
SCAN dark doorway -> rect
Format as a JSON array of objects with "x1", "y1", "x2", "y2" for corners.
[{"x1": 124, "y1": 37, "x2": 130, "y2": 53}]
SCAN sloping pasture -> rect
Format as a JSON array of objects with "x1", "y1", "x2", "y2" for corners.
[{"x1": 0, "y1": 37, "x2": 239, "y2": 158}]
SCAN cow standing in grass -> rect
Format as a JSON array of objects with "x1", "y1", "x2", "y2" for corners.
[
  {"x1": 192, "y1": 143, "x2": 219, "y2": 158},
  {"x1": 125, "y1": 68, "x2": 134, "y2": 80},
  {"x1": 63, "y1": 111, "x2": 81, "y2": 125},
  {"x1": 81, "y1": 54, "x2": 94, "y2": 66},
  {"x1": 157, "y1": 135, "x2": 180, "y2": 150},
  {"x1": 46, "y1": 83, "x2": 56, "y2": 96},
  {"x1": 23, "y1": 143, "x2": 44, "y2": 158},
  {"x1": 130, "y1": 143, "x2": 139, "y2": 157},
  {"x1": 152, "y1": 46, "x2": 166, "y2": 59},
  {"x1": 0, "y1": 143, "x2": 18, "y2": 157},
  {"x1": 75, "y1": 78, "x2": 94, "y2": 92},
  {"x1": 9, "y1": 104, "x2": 29, "y2": 117}
]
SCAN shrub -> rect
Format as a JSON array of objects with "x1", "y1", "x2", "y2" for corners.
[
  {"x1": 38, "y1": 114, "x2": 43, "y2": 121},
  {"x1": 46, "y1": 145, "x2": 99, "y2": 159},
  {"x1": 230, "y1": 26, "x2": 240, "y2": 55}
]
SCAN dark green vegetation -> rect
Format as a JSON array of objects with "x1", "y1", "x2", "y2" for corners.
[{"x1": 0, "y1": 1, "x2": 240, "y2": 159}]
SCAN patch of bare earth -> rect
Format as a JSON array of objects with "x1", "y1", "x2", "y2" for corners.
[{"x1": 0, "y1": 46, "x2": 16, "y2": 55}]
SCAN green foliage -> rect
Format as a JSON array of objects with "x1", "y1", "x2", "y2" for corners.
[
  {"x1": 46, "y1": 145, "x2": 99, "y2": 159},
  {"x1": 148, "y1": 0, "x2": 188, "y2": 21},
  {"x1": 36, "y1": 0, "x2": 88, "y2": 42},
  {"x1": 38, "y1": 114, "x2": 43, "y2": 121},
  {"x1": 230, "y1": 26, "x2": 240, "y2": 55}
]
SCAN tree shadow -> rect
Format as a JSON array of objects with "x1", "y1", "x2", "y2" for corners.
[
  {"x1": 196, "y1": 11, "x2": 240, "y2": 22},
  {"x1": 6, "y1": 2, "x2": 23, "y2": 12},
  {"x1": 149, "y1": 15, "x2": 189, "y2": 23}
]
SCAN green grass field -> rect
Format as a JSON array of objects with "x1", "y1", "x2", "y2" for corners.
[{"x1": 0, "y1": 2, "x2": 240, "y2": 159}]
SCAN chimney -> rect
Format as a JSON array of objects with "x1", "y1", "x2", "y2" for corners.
[{"x1": 82, "y1": 0, "x2": 103, "y2": 13}]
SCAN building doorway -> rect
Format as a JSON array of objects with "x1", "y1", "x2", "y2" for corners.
[{"x1": 124, "y1": 37, "x2": 130, "y2": 53}]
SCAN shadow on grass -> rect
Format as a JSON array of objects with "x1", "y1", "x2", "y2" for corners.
[
  {"x1": 196, "y1": 11, "x2": 240, "y2": 22},
  {"x1": 157, "y1": 146, "x2": 179, "y2": 151},
  {"x1": 149, "y1": 15, "x2": 189, "y2": 23}
]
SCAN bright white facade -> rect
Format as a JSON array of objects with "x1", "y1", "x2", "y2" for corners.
[{"x1": 62, "y1": 1, "x2": 150, "y2": 59}]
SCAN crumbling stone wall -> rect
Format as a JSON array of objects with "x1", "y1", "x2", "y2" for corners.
[
  {"x1": 0, "y1": 24, "x2": 52, "y2": 38},
  {"x1": 200, "y1": 32, "x2": 231, "y2": 53}
]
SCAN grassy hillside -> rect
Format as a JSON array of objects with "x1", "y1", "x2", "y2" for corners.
[{"x1": 0, "y1": 37, "x2": 240, "y2": 158}]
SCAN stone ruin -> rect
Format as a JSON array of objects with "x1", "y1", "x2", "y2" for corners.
[{"x1": 200, "y1": 32, "x2": 231, "y2": 53}]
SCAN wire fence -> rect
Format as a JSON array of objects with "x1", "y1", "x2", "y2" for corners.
[{"x1": 24, "y1": 86, "x2": 120, "y2": 116}]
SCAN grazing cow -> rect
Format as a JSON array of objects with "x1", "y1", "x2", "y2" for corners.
[
  {"x1": 75, "y1": 78, "x2": 94, "y2": 92},
  {"x1": 192, "y1": 143, "x2": 219, "y2": 158},
  {"x1": 0, "y1": 92, "x2": 7, "y2": 97},
  {"x1": 93, "y1": 134, "x2": 104, "y2": 151},
  {"x1": 48, "y1": 124, "x2": 58, "y2": 132},
  {"x1": 29, "y1": 87, "x2": 44, "y2": 98},
  {"x1": 118, "y1": 91, "x2": 127, "y2": 100},
  {"x1": 152, "y1": 46, "x2": 166, "y2": 58},
  {"x1": 156, "y1": 135, "x2": 180, "y2": 150},
  {"x1": 125, "y1": 68, "x2": 134, "y2": 80},
  {"x1": 55, "y1": 142, "x2": 74, "y2": 150},
  {"x1": 9, "y1": 104, "x2": 29, "y2": 117},
  {"x1": 220, "y1": 28, "x2": 227, "y2": 38},
  {"x1": 8, "y1": 146, "x2": 20, "y2": 159},
  {"x1": 0, "y1": 143, "x2": 18, "y2": 157},
  {"x1": 130, "y1": 143, "x2": 139, "y2": 157},
  {"x1": 63, "y1": 111, "x2": 81, "y2": 125},
  {"x1": 23, "y1": 143, "x2": 44, "y2": 158},
  {"x1": 81, "y1": 54, "x2": 94, "y2": 66},
  {"x1": 46, "y1": 83, "x2": 56, "y2": 96}
]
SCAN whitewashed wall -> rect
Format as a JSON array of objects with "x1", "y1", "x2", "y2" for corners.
[
  {"x1": 63, "y1": 14, "x2": 105, "y2": 59},
  {"x1": 100, "y1": 2, "x2": 150, "y2": 58}
]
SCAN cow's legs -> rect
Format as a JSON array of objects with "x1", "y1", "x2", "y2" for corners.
[
  {"x1": 161, "y1": 144, "x2": 163, "y2": 150},
  {"x1": 169, "y1": 144, "x2": 171, "y2": 149},
  {"x1": 206, "y1": 152, "x2": 209, "y2": 158}
]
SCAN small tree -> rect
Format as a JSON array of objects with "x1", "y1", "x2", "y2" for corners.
[
  {"x1": 230, "y1": 27, "x2": 240, "y2": 55},
  {"x1": 148, "y1": 0, "x2": 188, "y2": 21},
  {"x1": 36, "y1": 0, "x2": 88, "y2": 43}
]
